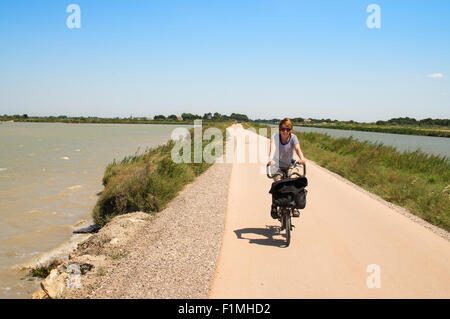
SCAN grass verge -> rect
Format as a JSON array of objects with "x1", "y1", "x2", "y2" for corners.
[{"x1": 93, "y1": 122, "x2": 231, "y2": 227}]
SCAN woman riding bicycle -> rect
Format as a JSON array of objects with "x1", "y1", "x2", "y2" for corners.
[{"x1": 267, "y1": 118, "x2": 306, "y2": 218}]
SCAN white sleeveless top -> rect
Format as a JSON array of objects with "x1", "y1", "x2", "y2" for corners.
[{"x1": 272, "y1": 133, "x2": 299, "y2": 168}]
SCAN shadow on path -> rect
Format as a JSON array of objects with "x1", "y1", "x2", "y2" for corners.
[{"x1": 234, "y1": 226, "x2": 288, "y2": 247}]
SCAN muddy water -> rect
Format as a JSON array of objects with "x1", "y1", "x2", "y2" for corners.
[{"x1": 0, "y1": 122, "x2": 187, "y2": 298}]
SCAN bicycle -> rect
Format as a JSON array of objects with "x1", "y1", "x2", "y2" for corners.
[{"x1": 266, "y1": 160, "x2": 307, "y2": 247}]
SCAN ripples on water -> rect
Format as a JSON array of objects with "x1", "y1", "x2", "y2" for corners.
[{"x1": 0, "y1": 122, "x2": 187, "y2": 298}]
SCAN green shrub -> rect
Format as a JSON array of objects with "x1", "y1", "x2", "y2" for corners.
[
  {"x1": 93, "y1": 123, "x2": 229, "y2": 227},
  {"x1": 30, "y1": 261, "x2": 60, "y2": 278}
]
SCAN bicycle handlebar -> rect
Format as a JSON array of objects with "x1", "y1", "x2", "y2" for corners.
[{"x1": 266, "y1": 165, "x2": 283, "y2": 179}]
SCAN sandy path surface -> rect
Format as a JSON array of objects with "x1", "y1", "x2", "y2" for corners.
[{"x1": 209, "y1": 124, "x2": 450, "y2": 298}]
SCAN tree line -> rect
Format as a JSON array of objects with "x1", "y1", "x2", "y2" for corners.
[
  {"x1": 376, "y1": 117, "x2": 449, "y2": 127},
  {"x1": 1, "y1": 114, "x2": 448, "y2": 127},
  {"x1": 153, "y1": 112, "x2": 249, "y2": 122},
  {"x1": 255, "y1": 118, "x2": 343, "y2": 124}
]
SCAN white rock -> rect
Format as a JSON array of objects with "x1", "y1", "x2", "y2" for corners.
[
  {"x1": 41, "y1": 269, "x2": 68, "y2": 299},
  {"x1": 66, "y1": 264, "x2": 82, "y2": 289},
  {"x1": 66, "y1": 264, "x2": 81, "y2": 275}
]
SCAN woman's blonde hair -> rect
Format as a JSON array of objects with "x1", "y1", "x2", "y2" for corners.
[{"x1": 279, "y1": 118, "x2": 293, "y2": 130}]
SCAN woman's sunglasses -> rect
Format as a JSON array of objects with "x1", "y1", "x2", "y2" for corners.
[{"x1": 279, "y1": 128, "x2": 291, "y2": 132}]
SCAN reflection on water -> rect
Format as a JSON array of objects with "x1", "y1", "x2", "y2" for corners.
[{"x1": 0, "y1": 122, "x2": 187, "y2": 298}]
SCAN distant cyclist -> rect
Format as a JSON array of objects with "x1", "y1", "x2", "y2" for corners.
[{"x1": 267, "y1": 118, "x2": 306, "y2": 218}]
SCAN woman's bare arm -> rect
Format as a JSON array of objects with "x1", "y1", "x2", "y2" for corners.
[{"x1": 267, "y1": 137, "x2": 277, "y2": 166}]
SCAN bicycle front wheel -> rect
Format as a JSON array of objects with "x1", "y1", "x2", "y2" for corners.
[{"x1": 285, "y1": 213, "x2": 291, "y2": 247}]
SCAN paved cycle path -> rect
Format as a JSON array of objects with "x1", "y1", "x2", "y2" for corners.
[{"x1": 209, "y1": 125, "x2": 450, "y2": 298}]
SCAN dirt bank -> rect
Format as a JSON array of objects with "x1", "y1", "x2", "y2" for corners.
[{"x1": 32, "y1": 161, "x2": 232, "y2": 299}]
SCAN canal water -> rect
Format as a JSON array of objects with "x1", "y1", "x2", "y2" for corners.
[
  {"x1": 0, "y1": 122, "x2": 188, "y2": 298},
  {"x1": 292, "y1": 126, "x2": 450, "y2": 159}
]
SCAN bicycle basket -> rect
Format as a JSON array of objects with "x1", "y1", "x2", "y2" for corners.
[{"x1": 269, "y1": 177, "x2": 308, "y2": 209}]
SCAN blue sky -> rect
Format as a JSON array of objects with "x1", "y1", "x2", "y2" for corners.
[{"x1": 0, "y1": 0, "x2": 449, "y2": 121}]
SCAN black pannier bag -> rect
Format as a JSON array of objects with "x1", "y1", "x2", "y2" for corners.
[{"x1": 269, "y1": 176, "x2": 308, "y2": 209}]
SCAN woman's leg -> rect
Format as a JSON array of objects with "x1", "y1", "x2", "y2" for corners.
[
  {"x1": 270, "y1": 168, "x2": 283, "y2": 218},
  {"x1": 288, "y1": 165, "x2": 304, "y2": 178},
  {"x1": 273, "y1": 168, "x2": 283, "y2": 182},
  {"x1": 288, "y1": 165, "x2": 303, "y2": 217}
]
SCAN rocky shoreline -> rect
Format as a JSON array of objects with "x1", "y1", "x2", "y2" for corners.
[
  {"x1": 31, "y1": 212, "x2": 150, "y2": 299},
  {"x1": 31, "y1": 162, "x2": 232, "y2": 299}
]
